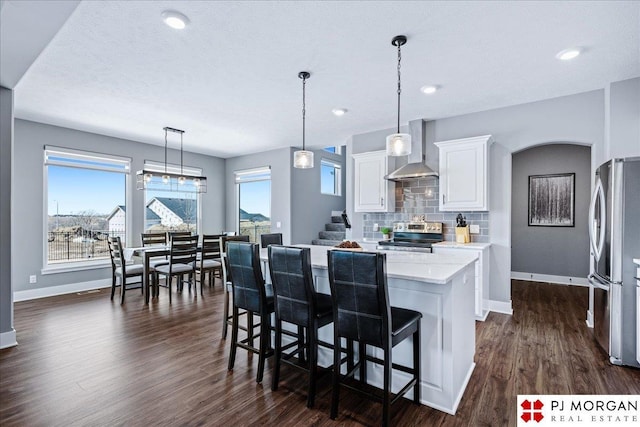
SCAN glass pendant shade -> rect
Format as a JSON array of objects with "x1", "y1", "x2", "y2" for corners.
[
  {"x1": 162, "y1": 174, "x2": 170, "y2": 184},
  {"x1": 293, "y1": 150, "x2": 314, "y2": 169},
  {"x1": 386, "y1": 133, "x2": 412, "y2": 156}
]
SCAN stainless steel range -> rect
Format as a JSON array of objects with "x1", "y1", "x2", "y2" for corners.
[{"x1": 377, "y1": 219, "x2": 443, "y2": 253}]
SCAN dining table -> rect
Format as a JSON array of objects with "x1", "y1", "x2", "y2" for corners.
[{"x1": 124, "y1": 246, "x2": 171, "y2": 304}]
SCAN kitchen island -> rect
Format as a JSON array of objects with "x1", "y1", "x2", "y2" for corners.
[{"x1": 261, "y1": 245, "x2": 478, "y2": 414}]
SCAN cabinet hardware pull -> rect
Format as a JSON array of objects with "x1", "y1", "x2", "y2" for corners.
[
  {"x1": 442, "y1": 194, "x2": 445, "y2": 204},
  {"x1": 380, "y1": 197, "x2": 384, "y2": 206}
]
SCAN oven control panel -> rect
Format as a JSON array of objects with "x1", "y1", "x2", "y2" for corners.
[{"x1": 393, "y1": 222, "x2": 442, "y2": 233}]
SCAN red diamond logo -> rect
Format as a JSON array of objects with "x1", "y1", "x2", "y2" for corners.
[{"x1": 521, "y1": 399, "x2": 544, "y2": 423}]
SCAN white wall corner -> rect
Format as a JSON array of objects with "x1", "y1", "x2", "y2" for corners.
[
  {"x1": 487, "y1": 299, "x2": 513, "y2": 315},
  {"x1": 0, "y1": 328, "x2": 17, "y2": 349}
]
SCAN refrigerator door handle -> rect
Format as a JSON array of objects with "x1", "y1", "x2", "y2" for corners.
[{"x1": 588, "y1": 178, "x2": 606, "y2": 261}]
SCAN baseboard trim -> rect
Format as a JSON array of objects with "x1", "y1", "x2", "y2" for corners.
[
  {"x1": 487, "y1": 299, "x2": 513, "y2": 315},
  {"x1": 511, "y1": 271, "x2": 589, "y2": 287},
  {"x1": 14, "y1": 279, "x2": 110, "y2": 302},
  {"x1": 586, "y1": 310, "x2": 594, "y2": 328},
  {"x1": 0, "y1": 329, "x2": 17, "y2": 349}
]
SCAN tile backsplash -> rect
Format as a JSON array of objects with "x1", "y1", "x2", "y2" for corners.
[{"x1": 361, "y1": 179, "x2": 489, "y2": 243}]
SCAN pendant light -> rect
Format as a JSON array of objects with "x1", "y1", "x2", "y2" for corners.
[
  {"x1": 293, "y1": 71, "x2": 314, "y2": 169},
  {"x1": 386, "y1": 35, "x2": 412, "y2": 157},
  {"x1": 136, "y1": 127, "x2": 207, "y2": 193}
]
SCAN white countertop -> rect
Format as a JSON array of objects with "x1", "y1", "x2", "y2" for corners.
[
  {"x1": 264, "y1": 245, "x2": 477, "y2": 285},
  {"x1": 432, "y1": 241, "x2": 492, "y2": 250}
]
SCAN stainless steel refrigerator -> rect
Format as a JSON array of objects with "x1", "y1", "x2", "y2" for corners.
[{"x1": 588, "y1": 157, "x2": 640, "y2": 368}]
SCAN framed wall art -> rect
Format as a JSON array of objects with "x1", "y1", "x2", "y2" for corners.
[{"x1": 528, "y1": 173, "x2": 575, "y2": 227}]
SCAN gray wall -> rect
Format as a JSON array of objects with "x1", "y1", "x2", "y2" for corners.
[
  {"x1": 348, "y1": 90, "x2": 605, "y2": 306},
  {"x1": 0, "y1": 86, "x2": 13, "y2": 340},
  {"x1": 511, "y1": 144, "x2": 591, "y2": 277},
  {"x1": 224, "y1": 146, "x2": 346, "y2": 245},
  {"x1": 610, "y1": 77, "x2": 640, "y2": 159},
  {"x1": 291, "y1": 147, "x2": 346, "y2": 244},
  {"x1": 224, "y1": 147, "x2": 293, "y2": 244},
  {"x1": 430, "y1": 90, "x2": 604, "y2": 304},
  {"x1": 12, "y1": 119, "x2": 226, "y2": 293}
]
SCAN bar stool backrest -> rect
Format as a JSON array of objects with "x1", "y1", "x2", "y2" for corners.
[
  {"x1": 227, "y1": 242, "x2": 266, "y2": 313},
  {"x1": 327, "y1": 250, "x2": 391, "y2": 349},
  {"x1": 268, "y1": 245, "x2": 315, "y2": 326}
]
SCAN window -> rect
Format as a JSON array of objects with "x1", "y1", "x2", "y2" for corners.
[
  {"x1": 45, "y1": 147, "x2": 130, "y2": 267},
  {"x1": 142, "y1": 161, "x2": 201, "y2": 234},
  {"x1": 321, "y1": 159, "x2": 341, "y2": 196},
  {"x1": 323, "y1": 146, "x2": 342, "y2": 154},
  {"x1": 235, "y1": 167, "x2": 271, "y2": 243}
]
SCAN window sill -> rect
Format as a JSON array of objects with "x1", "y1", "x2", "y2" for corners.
[
  {"x1": 42, "y1": 260, "x2": 111, "y2": 275},
  {"x1": 321, "y1": 193, "x2": 342, "y2": 197}
]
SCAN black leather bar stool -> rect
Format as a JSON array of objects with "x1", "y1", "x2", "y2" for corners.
[
  {"x1": 226, "y1": 241, "x2": 274, "y2": 384},
  {"x1": 327, "y1": 250, "x2": 422, "y2": 427},
  {"x1": 220, "y1": 235, "x2": 250, "y2": 339},
  {"x1": 269, "y1": 245, "x2": 347, "y2": 408}
]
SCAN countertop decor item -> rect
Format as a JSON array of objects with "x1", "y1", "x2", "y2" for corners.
[
  {"x1": 386, "y1": 35, "x2": 411, "y2": 157},
  {"x1": 380, "y1": 227, "x2": 392, "y2": 240},
  {"x1": 136, "y1": 127, "x2": 207, "y2": 193},
  {"x1": 455, "y1": 214, "x2": 470, "y2": 243},
  {"x1": 293, "y1": 71, "x2": 314, "y2": 169}
]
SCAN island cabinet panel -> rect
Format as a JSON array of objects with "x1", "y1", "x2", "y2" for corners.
[
  {"x1": 435, "y1": 135, "x2": 493, "y2": 211},
  {"x1": 432, "y1": 243, "x2": 491, "y2": 321},
  {"x1": 353, "y1": 150, "x2": 395, "y2": 212},
  {"x1": 292, "y1": 247, "x2": 477, "y2": 415}
]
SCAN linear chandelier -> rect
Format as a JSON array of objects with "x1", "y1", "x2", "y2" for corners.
[{"x1": 136, "y1": 127, "x2": 207, "y2": 193}]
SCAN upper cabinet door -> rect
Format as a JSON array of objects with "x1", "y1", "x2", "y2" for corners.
[
  {"x1": 435, "y1": 135, "x2": 492, "y2": 211},
  {"x1": 353, "y1": 150, "x2": 395, "y2": 212}
]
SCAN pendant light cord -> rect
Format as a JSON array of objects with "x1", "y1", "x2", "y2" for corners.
[
  {"x1": 164, "y1": 128, "x2": 168, "y2": 174},
  {"x1": 396, "y1": 41, "x2": 402, "y2": 134},
  {"x1": 302, "y1": 75, "x2": 306, "y2": 150}
]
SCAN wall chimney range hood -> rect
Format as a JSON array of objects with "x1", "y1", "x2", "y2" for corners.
[{"x1": 384, "y1": 119, "x2": 438, "y2": 181}]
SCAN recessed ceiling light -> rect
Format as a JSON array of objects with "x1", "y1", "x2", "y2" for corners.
[
  {"x1": 556, "y1": 48, "x2": 581, "y2": 61},
  {"x1": 162, "y1": 10, "x2": 190, "y2": 30},
  {"x1": 332, "y1": 108, "x2": 348, "y2": 116},
  {"x1": 420, "y1": 85, "x2": 439, "y2": 94}
]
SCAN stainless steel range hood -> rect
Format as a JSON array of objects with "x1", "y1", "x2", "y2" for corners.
[{"x1": 384, "y1": 119, "x2": 438, "y2": 181}]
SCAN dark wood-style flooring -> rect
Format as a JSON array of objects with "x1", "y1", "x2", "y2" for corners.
[{"x1": 1, "y1": 279, "x2": 639, "y2": 426}]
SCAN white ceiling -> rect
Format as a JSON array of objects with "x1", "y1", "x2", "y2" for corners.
[{"x1": 6, "y1": 0, "x2": 640, "y2": 158}]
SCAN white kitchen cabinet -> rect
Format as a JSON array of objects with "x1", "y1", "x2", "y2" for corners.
[
  {"x1": 353, "y1": 150, "x2": 395, "y2": 212},
  {"x1": 432, "y1": 242, "x2": 491, "y2": 320},
  {"x1": 435, "y1": 135, "x2": 493, "y2": 211}
]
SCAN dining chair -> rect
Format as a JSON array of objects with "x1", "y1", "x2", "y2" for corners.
[
  {"x1": 269, "y1": 245, "x2": 346, "y2": 408},
  {"x1": 140, "y1": 232, "x2": 169, "y2": 294},
  {"x1": 220, "y1": 234, "x2": 250, "y2": 339},
  {"x1": 108, "y1": 236, "x2": 144, "y2": 304},
  {"x1": 167, "y1": 230, "x2": 192, "y2": 240},
  {"x1": 196, "y1": 234, "x2": 223, "y2": 288},
  {"x1": 154, "y1": 235, "x2": 198, "y2": 303},
  {"x1": 327, "y1": 250, "x2": 422, "y2": 427},
  {"x1": 226, "y1": 241, "x2": 274, "y2": 384},
  {"x1": 260, "y1": 232, "x2": 283, "y2": 248}
]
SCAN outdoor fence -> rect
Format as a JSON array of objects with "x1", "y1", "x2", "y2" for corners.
[
  {"x1": 239, "y1": 222, "x2": 271, "y2": 243},
  {"x1": 47, "y1": 230, "x2": 125, "y2": 263}
]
